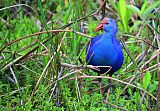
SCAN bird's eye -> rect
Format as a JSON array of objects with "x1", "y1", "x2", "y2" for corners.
[{"x1": 105, "y1": 23, "x2": 109, "y2": 25}]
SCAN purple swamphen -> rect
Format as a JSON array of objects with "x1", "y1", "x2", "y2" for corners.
[{"x1": 86, "y1": 18, "x2": 124, "y2": 95}]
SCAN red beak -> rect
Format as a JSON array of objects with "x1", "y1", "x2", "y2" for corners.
[{"x1": 94, "y1": 18, "x2": 109, "y2": 32}]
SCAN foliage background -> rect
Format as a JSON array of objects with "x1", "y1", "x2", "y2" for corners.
[{"x1": 0, "y1": 0, "x2": 160, "y2": 110}]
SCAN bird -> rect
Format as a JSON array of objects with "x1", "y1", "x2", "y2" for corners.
[{"x1": 86, "y1": 17, "x2": 124, "y2": 95}]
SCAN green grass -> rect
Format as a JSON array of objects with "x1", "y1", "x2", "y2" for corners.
[{"x1": 0, "y1": 0, "x2": 160, "y2": 110}]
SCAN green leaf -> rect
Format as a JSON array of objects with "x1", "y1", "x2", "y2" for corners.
[
  {"x1": 119, "y1": 0, "x2": 128, "y2": 32},
  {"x1": 142, "y1": 71, "x2": 151, "y2": 90},
  {"x1": 148, "y1": 81, "x2": 158, "y2": 93},
  {"x1": 125, "y1": 7, "x2": 132, "y2": 22},
  {"x1": 130, "y1": 20, "x2": 143, "y2": 32},
  {"x1": 127, "y1": 5, "x2": 141, "y2": 17},
  {"x1": 117, "y1": 21, "x2": 124, "y2": 32},
  {"x1": 142, "y1": 1, "x2": 160, "y2": 19},
  {"x1": 148, "y1": 84, "x2": 156, "y2": 93},
  {"x1": 119, "y1": 0, "x2": 126, "y2": 20},
  {"x1": 141, "y1": 1, "x2": 148, "y2": 14}
]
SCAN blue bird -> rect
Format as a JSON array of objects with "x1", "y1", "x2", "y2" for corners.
[
  {"x1": 86, "y1": 18, "x2": 124, "y2": 75},
  {"x1": 86, "y1": 18, "x2": 124, "y2": 95}
]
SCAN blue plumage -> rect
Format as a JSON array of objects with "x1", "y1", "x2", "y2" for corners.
[{"x1": 86, "y1": 18, "x2": 124, "y2": 74}]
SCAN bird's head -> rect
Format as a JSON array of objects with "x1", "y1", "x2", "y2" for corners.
[{"x1": 95, "y1": 18, "x2": 118, "y2": 34}]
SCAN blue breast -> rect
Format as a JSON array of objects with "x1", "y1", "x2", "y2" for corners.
[{"x1": 86, "y1": 34, "x2": 124, "y2": 74}]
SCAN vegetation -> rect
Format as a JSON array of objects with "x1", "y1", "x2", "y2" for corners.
[{"x1": 0, "y1": 0, "x2": 160, "y2": 110}]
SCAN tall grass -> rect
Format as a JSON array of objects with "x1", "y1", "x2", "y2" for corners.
[{"x1": 0, "y1": 0, "x2": 159, "y2": 110}]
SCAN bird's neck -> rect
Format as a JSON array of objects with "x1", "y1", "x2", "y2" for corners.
[{"x1": 101, "y1": 31, "x2": 116, "y2": 40}]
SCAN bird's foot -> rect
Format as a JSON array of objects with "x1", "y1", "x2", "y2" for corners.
[
  {"x1": 98, "y1": 78, "x2": 104, "y2": 94},
  {"x1": 104, "y1": 83, "x2": 114, "y2": 103},
  {"x1": 99, "y1": 82, "x2": 103, "y2": 94}
]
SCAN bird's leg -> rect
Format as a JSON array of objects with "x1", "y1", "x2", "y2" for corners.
[
  {"x1": 98, "y1": 78, "x2": 103, "y2": 94},
  {"x1": 105, "y1": 75, "x2": 113, "y2": 102}
]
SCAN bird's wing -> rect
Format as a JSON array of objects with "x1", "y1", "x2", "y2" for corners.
[{"x1": 86, "y1": 34, "x2": 103, "y2": 51}]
